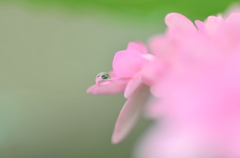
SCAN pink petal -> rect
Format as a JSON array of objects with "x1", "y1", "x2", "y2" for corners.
[
  {"x1": 112, "y1": 85, "x2": 149, "y2": 144},
  {"x1": 142, "y1": 54, "x2": 155, "y2": 61},
  {"x1": 142, "y1": 59, "x2": 165, "y2": 86},
  {"x1": 135, "y1": 124, "x2": 214, "y2": 158},
  {"x1": 124, "y1": 72, "x2": 142, "y2": 98},
  {"x1": 148, "y1": 34, "x2": 177, "y2": 60},
  {"x1": 195, "y1": 16, "x2": 224, "y2": 35},
  {"x1": 112, "y1": 50, "x2": 145, "y2": 78},
  {"x1": 109, "y1": 71, "x2": 117, "y2": 77},
  {"x1": 86, "y1": 78, "x2": 129, "y2": 94},
  {"x1": 224, "y1": 13, "x2": 240, "y2": 43},
  {"x1": 195, "y1": 20, "x2": 204, "y2": 31},
  {"x1": 127, "y1": 42, "x2": 148, "y2": 54},
  {"x1": 165, "y1": 13, "x2": 196, "y2": 32}
]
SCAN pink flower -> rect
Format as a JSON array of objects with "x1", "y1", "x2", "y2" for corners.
[
  {"x1": 87, "y1": 42, "x2": 154, "y2": 144},
  {"x1": 85, "y1": 4, "x2": 240, "y2": 157},
  {"x1": 136, "y1": 11, "x2": 240, "y2": 157}
]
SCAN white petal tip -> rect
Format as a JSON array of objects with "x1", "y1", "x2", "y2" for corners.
[
  {"x1": 124, "y1": 92, "x2": 130, "y2": 99},
  {"x1": 111, "y1": 136, "x2": 121, "y2": 145},
  {"x1": 165, "y1": 13, "x2": 196, "y2": 32}
]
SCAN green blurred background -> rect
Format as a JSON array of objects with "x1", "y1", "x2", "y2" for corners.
[{"x1": 0, "y1": 0, "x2": 237, "y2": 157}]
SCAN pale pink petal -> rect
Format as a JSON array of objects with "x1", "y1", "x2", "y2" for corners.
[
  {"x1": 225, "y1": 13, "x2": 240, "y2": 28},
  {"x1": 112, "y1": 85, "x2": 149, "y2": 144},
  {"x1": 224, "y1": 13, "x2": 240, "y2": 43},
  {"x1": 124, "y1": 72, "x2": 142, "y2": 98},
  {"x1": 144, "y1": 98, "x2": 165, "y2": 119},
  {"x1": 165, "y1": 13, "x2": 196, "y2": 32},
  {"x1": 148, "y1": 34, "x2": 177, "y2": 60},
  {"x1": 149, "y1": 50, "x2": 240, "y2": 156},
  {"x1": 127, "y1": 42, "x2": 148, "y2": 54},
  {"x1": 86, "y1": 78, "x2": 129, "y2": 94},
  {"x1": 141, "y1": 54, "x2": 155, "y2": 61},
  {"x1": 109, "y1": 71, "x2": 117, "y2": 77},
  {"x1": 135, "y1": 124, "x2": 217, "y2": 158},
  {"x1": 135, "y1": 11, "x2": 240, "y2": 158},
  {"x1": 195, "y1": 20, "x2": 204, "y2": 31},
  {"x1": 141, "y1": 59, "x2": 165, "y2": 86},
  {"x1": 112, "y1": 50, "x2": 145, "y2": 78},
  {"x1": 123, "y1": 54, "x2": 156, "y2": 98},
  {"x1": 195, "y1": 16, "x2": 224, "y2": 35}
]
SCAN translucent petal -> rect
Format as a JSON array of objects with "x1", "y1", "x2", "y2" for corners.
[{"x1": 112, "y1": 85, "x2": 149, "y2": 144}]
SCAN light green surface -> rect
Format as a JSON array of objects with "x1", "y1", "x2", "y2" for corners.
[
  {"x1": 0, "y1": 4, "x2": 154, "y2": 158},
  {"x1": 0, "y1": 1, "x2": 238, "y2": 158}
]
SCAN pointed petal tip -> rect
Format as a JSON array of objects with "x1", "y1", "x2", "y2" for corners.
[
  {"x1": 111, "y1": 123, "x2": 127, "y2": 145},
  {"x1": 86, "y1": 85, "x2": 99, "y2": 94},
  {"x1": 86, "y1": 86, "x2": 94, "y2": 94},
  {"x1": 111, "y1": 134, "x2": 122, "y2": 145},
  {"x1": 123, "y1": 92, "x2": 128, "y2": 99}
]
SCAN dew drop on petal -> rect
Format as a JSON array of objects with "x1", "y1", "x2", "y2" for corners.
[{"x1": 95, "y1": 72, "x2": 111, "y2": 84}]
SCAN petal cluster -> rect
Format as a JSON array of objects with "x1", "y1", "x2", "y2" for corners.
[
  {"x1": 87, "y1": 7, "x2": 240, "y2": 158},
  {"x1": 87, "y1": 42, "x2": 154, "y2": 144},
  {"x1": 137, "y1": 12, "x2": 240, "y2": 158}
]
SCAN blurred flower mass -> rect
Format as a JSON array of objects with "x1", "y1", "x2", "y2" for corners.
[
  {"x1": 87, "y1": 6, "x2": 240, "y2": 158},
  {"x1": 1, "y1": 0, "x2": 240, "y2": 157},
  {"x1": 87, "y1": 42, "x2": 154, "y2": 144}
]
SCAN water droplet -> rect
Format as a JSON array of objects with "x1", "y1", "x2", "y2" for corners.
[{"x1": 95, "y1": 72, "x2": 111, "y2": 83}]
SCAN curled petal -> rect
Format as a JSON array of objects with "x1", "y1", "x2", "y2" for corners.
[
  {"x1": 113, "y1": 50, "x2": 145, "y2": 78},
  {"x1": 112, "y1": 85, "x2": 149, "y2": 144},
  {"x1": 86, "y1": 78, "x2": 129, "y2": 94},
  {"x1": 127, "y1": 42, "x2": 148, "y2": 54},
  {"x1": 165, "y1": 13, "x2": 196, "y2": 32}
]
